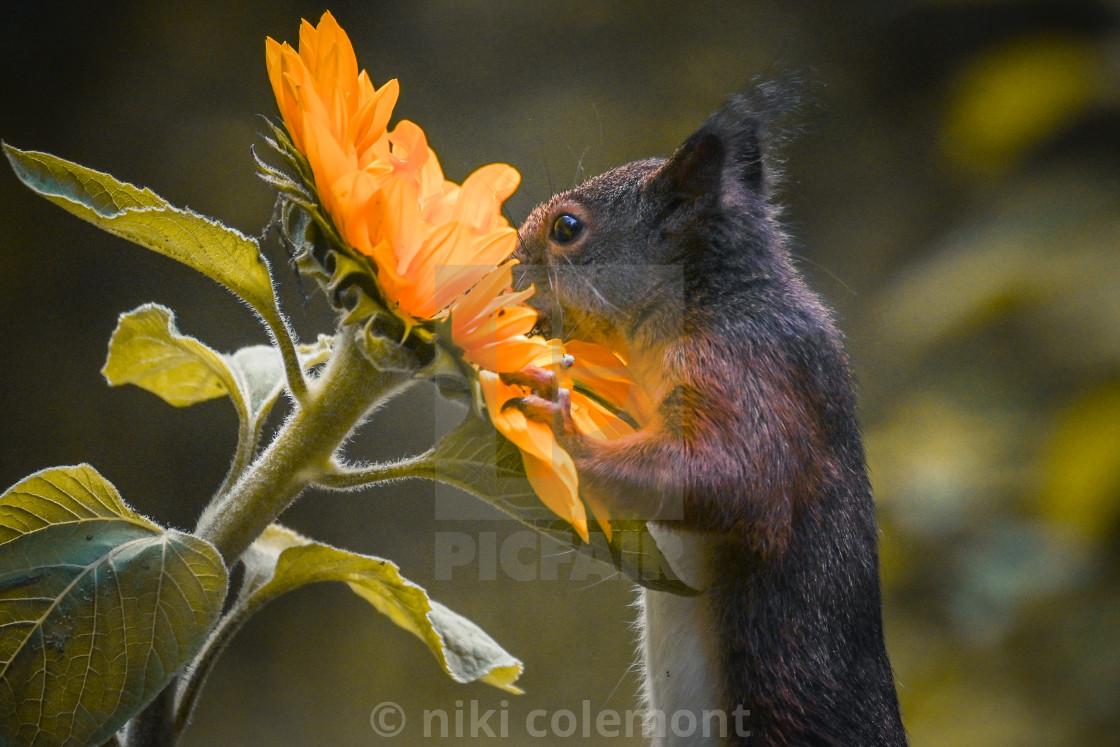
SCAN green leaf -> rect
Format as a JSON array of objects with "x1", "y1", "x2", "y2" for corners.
[
  {"x1": 4, "y1": 145, "x2": 277, "y2": 321},
  {"x1": 0, "y1": 465, "x2": 228, "y2": 747},
  {"x1": 103, "y1": 304, "x2": 333, "y2": 419},
  {"x1": 428, "y1": 413, "x2": 698, "y2": 595},
  {"x1": 226, "y1": 335, "x2": 332, "y2": 418},
  {"x1": 102, "y1": 303, "x2": 240, "y2": 409},
  {"x1": 240, "y1": 525, "x2": 522, "y2": 692}
]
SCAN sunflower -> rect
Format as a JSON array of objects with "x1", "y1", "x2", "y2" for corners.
[
  {"x1": 266, "y1": 11, "x2": 520, "y2": 324},
  {"x1": 267, "y1": 12, "x2": 642, "y2": 540}
]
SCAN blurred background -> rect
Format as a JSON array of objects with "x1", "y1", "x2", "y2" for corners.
[{"x1": 2, "y1": 1, "x2": 1119, "y2": 744}]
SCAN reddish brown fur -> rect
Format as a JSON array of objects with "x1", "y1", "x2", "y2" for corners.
[{"x1": 569, "y1": 336, "x2": 831, "y2": 560}]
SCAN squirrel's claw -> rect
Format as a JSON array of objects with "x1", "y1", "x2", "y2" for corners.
[
  {"x1": 500, "y1": 368, "x2": 582, "y2": 448},
  {"x1": 499, "y1": 365, "x2": 557, "y2": 399}
]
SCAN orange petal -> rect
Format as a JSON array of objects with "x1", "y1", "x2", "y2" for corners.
[
  {"x1": 468, "y1": 227, "x2": 519, "y2": 268},
  {"x1": 467, "y1": 333, "x2": 550, "y2": 373},
  {"x1": 265, "y1": 38, "x2": 291, "y2": 120},
  {"x1": 297, "y1": 18, "x2": 321, "y2": 71},
  {"x1": 522, "y1": 451, "x2": 588, "y2": 543},
  {"x1": 391, "y1": 222, "x2": 468, "y2": 317},
  {"x1": 354, "y1": 76, "x2": 398, "y2": 158},
  {"x1": 480, "y1": 371, "x2": 587, "y2": 540},
  {"x1": 571, "y1": 391, "x2": 636, "y2": 441},
  {"x1": 388, "y1": 120, "x2": 431, "y2": 182},
  {"x1": 312, "y1": 13, "x2": 359, "y2": 98},
  {"x1": 453, "y1": 164, "x2": 521, "y2": 233},
  {"x1": 417, "y1": 146, "x2": 450, "y2": 215},
  {"x1": 271, "y1": 43, "x2": 311, "y2": 150},
  {"x1": 456, "y1": 305, "x2": 537, "y2": 348},
  {"x1": 478, "y1": 371, "x2": 559, "y2": 462},
  {"x1": 448, "y1": 262, "x2": 517, "y2": 329},
  {"x1": 582, "y1": 491, "x2": 613, "y2": 542},
  {"x1": 327, "y1": 168, "x2": 386, "y2": 254},
  {"x1": 412, "y1": 229, "x2": 491, "y2": 313},
  {"x1": 424, "y1": 178, "x2": 461, "y2": 225},
  {"x1": 380, "y1": 177, "x2": 423, "y2": 271},
  {"x1": 457, "y1": 287, "x2": 536, "y2": 336}
]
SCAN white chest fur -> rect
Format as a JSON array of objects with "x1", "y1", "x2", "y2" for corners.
[{"x1": 639, "y1": 526, "x2": 727, "y2": 746}]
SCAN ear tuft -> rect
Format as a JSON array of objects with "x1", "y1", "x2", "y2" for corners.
[{"x1": 701, "y1": 94, "x2": 768, "y2": 196}]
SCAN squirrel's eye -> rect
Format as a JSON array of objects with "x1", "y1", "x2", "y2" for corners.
[{"x1": 550, "y1": 213, "x2": 584, "y2": 245}]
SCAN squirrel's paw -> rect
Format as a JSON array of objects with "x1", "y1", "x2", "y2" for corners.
[
  {"x1": 499, "y1": 365, "x2": 586, "y2": 451},
  {"x1": 501, "y1": 387, "x2": 572, "y2": 432},
  {"x1": 499, "y1": 366, "x2": 557, "y2": 399}
]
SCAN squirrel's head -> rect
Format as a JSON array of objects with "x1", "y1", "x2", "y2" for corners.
[{"x1": 514, "y1": 91, "x2": 786, "y2": 350}]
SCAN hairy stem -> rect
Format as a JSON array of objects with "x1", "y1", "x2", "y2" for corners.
[
  {"x1": 260, "y1": 307, "x2": 309, "y2": 403},
  {"x1": 314, "y1": 452, "x2": 438, "y2": 491},
  {"x1": 172, "y1": 450, "x2": 435, "y2": 733},
  {"x1": 195, "y1": 324, "x2": 411, "y2": 566},
  {"x1": 171, "y1": 585, "x2": 267, "y2": 738},
  {"x1": 126, "y1": 325, "x2": 414, "y2": 747},
  {"x1": 122, "y1": 686, "x2": 177, "y2": 747},
  {"x1": 212, "y1": 414, "x2": 257, "y2": 502},
  {"x1": 128, "y1": 327, "x2": 416, "y2": 747}
]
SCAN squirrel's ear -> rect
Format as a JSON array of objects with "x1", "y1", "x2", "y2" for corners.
[
  {"x1": 705, "y1": 95, "x2": 765, "y2": 196},
  {"x1": 649, "y1": 99, "x2": 767, "y2": 206},
  {"x1": 648, "y1": 130, "x2": 724, "y2": 204}
]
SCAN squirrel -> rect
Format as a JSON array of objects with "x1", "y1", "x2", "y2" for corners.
[{"x1": 506, "y1": 88, "x2": 908, "y2": 746}]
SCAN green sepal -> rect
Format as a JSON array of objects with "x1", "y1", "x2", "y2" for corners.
[
  {"x1": 237, "y1": 525, "x2": 522, "y2": 692},
  {"x1": 0, "y1": 465, "x2": 228, "y2": 747},
  {"x1": 277, "y1": 197, "x2": 471, "y2": 393},
  {"x1": 257, "y1": 120, "x2": 347, "y2": 262},
  {"x1": 256, "y1": 119, "x2": 318, "y2": 209}
]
